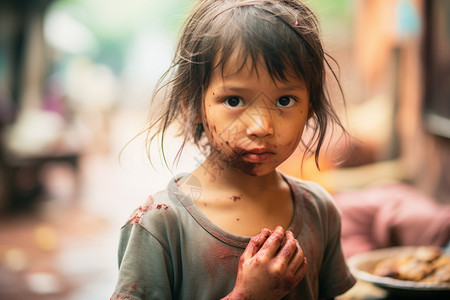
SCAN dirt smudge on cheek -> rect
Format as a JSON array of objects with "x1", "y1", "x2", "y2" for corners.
[
  {"x1": 230, "y1": 160, "x2": 258, "y2": 176},
  {"x1": 219, "y1": 147, "x2": 257, "y2": 176},
  {"x1": 225, "y1": 153, "x2": 258, "y2": 175}
]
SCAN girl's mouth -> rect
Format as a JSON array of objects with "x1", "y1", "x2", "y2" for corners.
[
  {"x1": 235, "y1": 147, "x2": 275, "y2": 163},
  {"x1": 242, "y1": 152, "x2": 273, "y2": 163}
]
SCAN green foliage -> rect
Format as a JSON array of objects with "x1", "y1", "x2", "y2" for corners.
[{"x1": 46, "y1": 0, "x2": 196, "y2": 72}]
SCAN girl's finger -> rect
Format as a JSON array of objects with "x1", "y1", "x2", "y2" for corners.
[
  {"x1": 277, "y1": 231, "x2": 298, "y2": 263},
  {"x1": 258, "y1": 226, "x2": 285, "y2": 257},
  {"x1": 287, "y1": 239, "x2": 305, "y2": 272},
  {"x1": 243, "y1": 228, "x2": 271, "y2": 259},
  {"x1": 294, "y1": 256, "x2": 308, "y2": 282}
]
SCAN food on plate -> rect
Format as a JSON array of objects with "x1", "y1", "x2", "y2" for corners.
[{"x1": 371, "y1": 246, "x2": 450, "y2": 283}]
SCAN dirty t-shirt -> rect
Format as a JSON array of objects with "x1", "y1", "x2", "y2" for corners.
[{"x1": 111, "y1": 173, "x2": 355, "y2": 300}]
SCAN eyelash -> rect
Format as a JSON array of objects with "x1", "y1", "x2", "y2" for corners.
[
  {"x1": 223, "y1": 96, "x2": 297, "y2": 108},
  {"x1": 276, "y1": 96, "x2": 296, "y2": 107},
  {"x1": 223, "y1": 96, "x2": 244, "y2": 108}
]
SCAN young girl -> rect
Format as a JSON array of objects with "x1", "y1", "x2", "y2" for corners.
[{"x1": 112, "y1": 0, "x2": 355, "y2": 299}]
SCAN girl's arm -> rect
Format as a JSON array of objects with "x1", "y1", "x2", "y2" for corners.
[
  {"x1": 112, "y1": 224, "x2": 174, "y2": 300},
  {"x1": 223, "y1": 226, "x2": 308, "y2": 300}
]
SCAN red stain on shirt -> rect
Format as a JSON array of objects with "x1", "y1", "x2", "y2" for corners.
[
  {"x1": 210, "y1": 243, "x2": 240, "y2": 260},
  {"x1": 130, "y1": 282, "x2": 137, "y2": 292},
  {"x1": 128, "y1": 196, "x2": 154, "y2": 224},
  {"x1": 202, "y1": 242, "x2": 241, "y2": 281},
  {"x1": 156, "y1": 204, "x2": 169, "y2": 210}
]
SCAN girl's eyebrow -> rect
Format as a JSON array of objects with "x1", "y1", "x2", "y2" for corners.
[
  {"x1": 209, "y1": 84, "x2": 254, "y2": 95},
  {"x1": 276, "y1": 84, "x2": 308, "y2": 93},
  {"x1": 220, "y1": 86, "x2": 253, "y2": 93},
  {"x1": 217, "y1": 84, "x2": 307, "y2": 94}
]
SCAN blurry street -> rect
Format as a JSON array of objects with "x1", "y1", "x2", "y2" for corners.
[
  {"x1": 0, "y1": 205, "x2": 116, "y2": 300},
  {"x1": 0, "y1": 108, "x2": 185, "y2": 300},
  {"x1": 1, "y1": 0, "x2": 449, "y2": 299}
]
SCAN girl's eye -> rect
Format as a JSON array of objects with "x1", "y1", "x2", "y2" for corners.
[
  {"x1": 224, "y1": 96, "x2": 244, "y2": 108},
  {"x1": 276, "y1": 96, "x2": 295, "y2": 107}
]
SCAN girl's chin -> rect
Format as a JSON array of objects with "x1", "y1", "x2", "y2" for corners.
[
  {"x1": 207, "y1": 151, "x2": 279, "y2": 177},
  {"x1": 229, "y1": 161, "x2": 277, "y2": 177}
]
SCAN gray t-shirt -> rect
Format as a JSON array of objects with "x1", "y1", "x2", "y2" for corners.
[{"x1": 111, "y1": 173, "x2": 355, "y2": 300}]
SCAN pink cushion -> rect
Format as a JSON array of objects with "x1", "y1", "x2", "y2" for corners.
[{"x1": 334, "y1": 183, "x2": 450, "y2": 258}]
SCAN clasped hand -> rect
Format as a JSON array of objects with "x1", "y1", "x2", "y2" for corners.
[{"x1": 225, "y1": 226, "x2": 308, "y2": 300}]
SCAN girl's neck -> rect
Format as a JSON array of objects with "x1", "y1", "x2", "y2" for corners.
[
  {"x1": 188, "y1": 155, "x2": 294, "y2": 236},
  {"x1": 193, "y1": 155, "x2": 284, "y2": 197}
]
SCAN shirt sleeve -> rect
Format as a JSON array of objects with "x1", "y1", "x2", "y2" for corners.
[
  {"x1": 318, "y1": 198, "x2": 356, "y2": 299},
  {"x1": 111, "y1": 224, "x2": 174, "y2": 300}
]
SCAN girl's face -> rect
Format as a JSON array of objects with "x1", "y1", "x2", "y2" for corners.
[{"x1": 201, "y1": 51, "x2": 310, "y2": 176}]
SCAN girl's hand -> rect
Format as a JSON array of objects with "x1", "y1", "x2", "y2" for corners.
[{"x1": 224, "y1": 226, "x2": 308, "y2": 300}]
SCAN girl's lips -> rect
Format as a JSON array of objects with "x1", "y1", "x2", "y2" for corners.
[
  {"x1": 241, "y1": 150, "x2": 274, "y2": 163},
  {"x1": 230, "y1": 146, "x2": 275, "y2": 162},
  {"x1": 245, "y1": 148, "x2": 271, "y2": 154}
]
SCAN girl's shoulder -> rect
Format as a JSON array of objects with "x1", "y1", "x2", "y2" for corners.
[
  {"x1": 284, "y1": 174, "x2": 344, "y2": 236},
  {"x1": 284, "y1": 174, "x2": 333, "y2": 199},
  {"x1": 282, "y1": 174, "x2": 339, "y2": 212},
  {"x1": 124, "y1": 188, "x2": 186, "y2": 228}
]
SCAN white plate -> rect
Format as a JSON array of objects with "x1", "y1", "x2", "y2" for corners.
[{"x1": 347, "y1": 247, "x2": 450, "y2": 297}]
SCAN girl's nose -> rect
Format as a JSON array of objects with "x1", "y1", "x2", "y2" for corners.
[{"x1": 245, "y1": 106, "x2": 274, "y2": 138}]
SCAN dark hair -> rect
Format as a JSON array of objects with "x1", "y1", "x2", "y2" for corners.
[{"x1": 147, "y1": 0, "x2": 346, "y2": 169}]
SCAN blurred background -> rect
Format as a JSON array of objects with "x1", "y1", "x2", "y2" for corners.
[{"x1": 0, "y1": 0, "x2": 449, "y2": 299}]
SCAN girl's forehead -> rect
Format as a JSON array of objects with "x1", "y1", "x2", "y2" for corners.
[
  {"x1": 212, "y1": 46, "x2": 303, "y2": 84},
  {"x1": 212, "y1": 46, "x2": 257, "y2": 77}
]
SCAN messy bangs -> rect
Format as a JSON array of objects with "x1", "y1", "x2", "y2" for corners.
[{"x1": 210, "y1": 3, "x2": 323, "y2": 91}]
